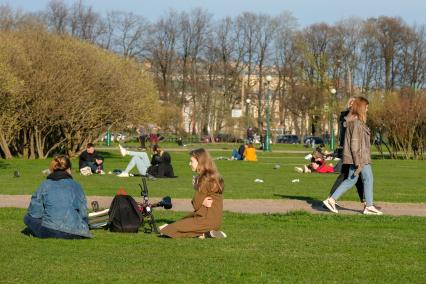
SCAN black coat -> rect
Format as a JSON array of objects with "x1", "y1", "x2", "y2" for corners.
[
  {"x1": 79, "y1": 150, "x2": 103, "y2": 170},
  {"x1": 148, "y1": 152, "x2": 175, "y2": 178}
]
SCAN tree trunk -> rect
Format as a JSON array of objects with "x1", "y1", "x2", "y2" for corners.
[
  {"x1": 22, "y1": 129, "x2": 29, "y2": 159},
  {"x1": 0, "y1": 130, "x2": 13, "y2": 159},
  {"x1": 29, "y1": 128, "x2": 36, "y2": 159}
]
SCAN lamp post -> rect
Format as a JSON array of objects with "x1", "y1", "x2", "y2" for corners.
[
  {"x1": 105, "y1": 120, "x2": 112, "y2": 147},
  {"x1": 264, "y1": 75, "x2": 272, "y2": 152},
  {"x1": 246, "y1": 98, "x2": 251, "y2": 129},
  {"x1": 329, "y1": 88, "x2": 336, "y2": 150}
]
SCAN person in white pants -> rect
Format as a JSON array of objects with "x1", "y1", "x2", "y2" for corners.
[{"x1": 117, "y1": 145, "x2": 151, "y2": 177}]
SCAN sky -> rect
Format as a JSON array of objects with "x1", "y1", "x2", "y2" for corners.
[{"x1": 2, "y1": 0, "x2": 425, "y2": 27}]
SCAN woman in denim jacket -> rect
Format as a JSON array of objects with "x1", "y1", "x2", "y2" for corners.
[
  {"x1": 322, "y1": 97, "x2": 382, "y2": 215},
  {"x1": 23, "y1": 155, "x2": 92, "y2": 239}
]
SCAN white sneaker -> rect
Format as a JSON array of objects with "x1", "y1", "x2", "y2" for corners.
[
  {"x1": 117, "y1": 172, "x2": 129, "y2": 177},
  {"x1": 207, "y1": 230, "x2": 227, "y2": 238},
  {"x1": 118, "y1": 144, "x2": 127, "y2": 157},
  {"x1": 363, "y1": 206, "x2": 383, "y2": 215},
  {"x1": 294, "y1": 167, "x2": 303, "y2": 173},
  {"x1": 304, "y1": 154, "x2": 313, "y2": 160},
  {"x1": 322, "y1": 198, "x2": 338, "y2": 213}
]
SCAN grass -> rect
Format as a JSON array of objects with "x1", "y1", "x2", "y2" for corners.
[
  {"x1": 1, "y1": 208, "x2": 425, "y2": 283},
  {"x1": 1, "y1": 145, "x2": 425, "y2": 203}
]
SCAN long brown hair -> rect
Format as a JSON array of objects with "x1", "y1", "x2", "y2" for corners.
[
  {"x1": 189, "y1": 148, "x2": 224, "y2": 194},
  {"x1": 350, "y1": 96, "x2": 369, "y2": 123},
  {"x1": 48, "y1": 155, "x2": 72, "y2": 172}
]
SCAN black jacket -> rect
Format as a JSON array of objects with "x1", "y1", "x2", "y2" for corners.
[
  {"x1": 151, "y1": 153, "x2": 162, "y2": 166},
  {"x1": 79, "y1": 150, "x2": 103, "y2": 169},
  {"x1": 148, "y1": 152, "x2": 175, "y2": 178},
  {"x1": 338, "y1": 110, "x2": 350, "y2": 148}
]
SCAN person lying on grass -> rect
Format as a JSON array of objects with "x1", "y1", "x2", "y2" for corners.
[
  {"x1": 295, "y1": 157, "x2": 336, "y2": 174},
  {"x1": 22, "y1": 155, "x2": 91, "y2": 239},
  {"x1": 160, "y1": 148, "x2": 227, "y2": 239}
]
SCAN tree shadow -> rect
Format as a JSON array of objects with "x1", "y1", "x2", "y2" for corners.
[
  {"x1": 273, "y1": 194, "x2": 361, "y2": 213},
  {"x1": 97, "y1": 151, "x2": 114, "y2": 159},
  {"x1": 0, "y1": 160, "x2": 8, "y2": 169}
]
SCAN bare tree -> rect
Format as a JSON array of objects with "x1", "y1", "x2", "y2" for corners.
[
  {"x1": 273, "y1": 11, "x2": 298, "y2": 130},
  {"x1": 145, "y1": 10, "x2": 179, "y2": 101},
  {"x1": 46, "y1": 0, "x2": 68, "y2": 33},
  {"x1": 108, "y1": 11, "x2": 149, "y2": 57},
  {"x1": 176, "y1": 8, "x2": 211, "y2": 133},
  {"x1": 69, "y1": 0, "x2": 102, "y2": 42}
]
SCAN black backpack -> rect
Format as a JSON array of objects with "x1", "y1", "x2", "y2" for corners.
[{"x1": 108, "y1": 194, "x2": 143, "y2": 233}]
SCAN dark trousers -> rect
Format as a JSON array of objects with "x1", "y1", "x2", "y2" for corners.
[
  {"x1": 81, "y1": 162, "x2": 103, "y2": 173},
  {"x1": 139, "y1": 135, "x2": 146, "y2": 148},
  {"x1": 329, "y1": 163, "x2": 365, "y2": 202},
  {"x1": 23, "y1": 214, "x2": 85, "y2": 239}
]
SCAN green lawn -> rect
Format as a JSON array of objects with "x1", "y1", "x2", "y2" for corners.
[
  {"x1": 1, "y1": 147, "x2": 425, "y2": 203},
  {"x1": 1, "y1": 208, "x2": 425, "y2": 283}
]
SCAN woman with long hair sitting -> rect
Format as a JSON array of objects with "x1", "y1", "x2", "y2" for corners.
[{"x1": 160, "y1": 148, "x2": 226, "y2": 238}]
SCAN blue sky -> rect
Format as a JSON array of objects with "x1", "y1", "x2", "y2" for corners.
[{"x1": 2, "y1": 0, "x2": 425, "y2": 27}]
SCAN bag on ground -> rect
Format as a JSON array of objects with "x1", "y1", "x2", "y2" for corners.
[{"x1": 108, "y1": 194, "x2": 142, "y2": 233}]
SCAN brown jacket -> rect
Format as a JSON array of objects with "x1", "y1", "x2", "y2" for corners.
[
  {"x1": 160, "y1": 180, "x2": 223, "y2": 238},
  {"x1": 342, "y1": 118, "x2": 371, "y2": 166}
]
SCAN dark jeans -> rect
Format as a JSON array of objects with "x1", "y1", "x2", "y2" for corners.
[
  {"x1": 329, "y1": 163, "x2": 364, "y2": 202},
  {"x1": 81, "y1": 162, "x2": 103, "y2": 173},
  {"x1": 23, "y1": 214, "x2": 85, "y2": 239}
]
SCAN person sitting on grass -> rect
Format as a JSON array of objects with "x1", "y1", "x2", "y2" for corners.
[
  {"x1": 243, "y1": 143, "x2": 257, "y2": 161},
  {"x1": 79, "y1": 143, "x2": 105, "y2": 175},
  {"x1": 147, "y1": 148, "x2": 175, "y2": 178},
  {"x1": 231, "y1": 144, "x2": 247, "y2": 160},
  {"x1": 160, "y1": 148, "x2": 227, "y2": 239},
  {"x1": 150, "y1": 144, "x2": 162, "y2": 166},
  {"x1": 315, "y1": 144, "x2": 334, "y2": 160},
  {"x1": 22, "y1": 155, "x2": 91, "y2": 239},
  {"x1": 116, "y1": 144, "x2": 151, "y2": 177}
]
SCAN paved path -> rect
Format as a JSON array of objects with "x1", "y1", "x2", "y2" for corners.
[
  {"x1": 98, "y1": 146, "x2": 390, "y2": 156},
  {"x1": 97, "y1": 147, "x2": 310, "y2": 153},
  {"x1": 1, "y1": 195, "x2": 425, "y2": 217}
]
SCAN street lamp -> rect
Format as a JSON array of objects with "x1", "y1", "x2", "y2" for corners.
[
  {"x1": 105, "y1": 120, "x2": 112, "y2": 147},
  {"x1": 264, "y1": 75, "x2": 272, "y2": 152},
  {"x1": 329, "y1": 88, "x2": 337, "y2": 150},
  {"x1": 246, "y1": 98, "x2": 251, "y2": 129}
]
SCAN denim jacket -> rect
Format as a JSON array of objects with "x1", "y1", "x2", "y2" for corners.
[{"x1": 27, "y1": 171, "x2": 92, "y2": 238}]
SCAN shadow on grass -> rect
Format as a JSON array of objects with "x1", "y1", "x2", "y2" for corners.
[
  {"x1": 273, "y1": 194, "x2": 361, "y2": 214},
  {"x1": 0, "y1": 160, "x2": 10, "y2": 169},
  {"x1": 96, "y1": 151, "x2": 114, "y2": 159}
]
